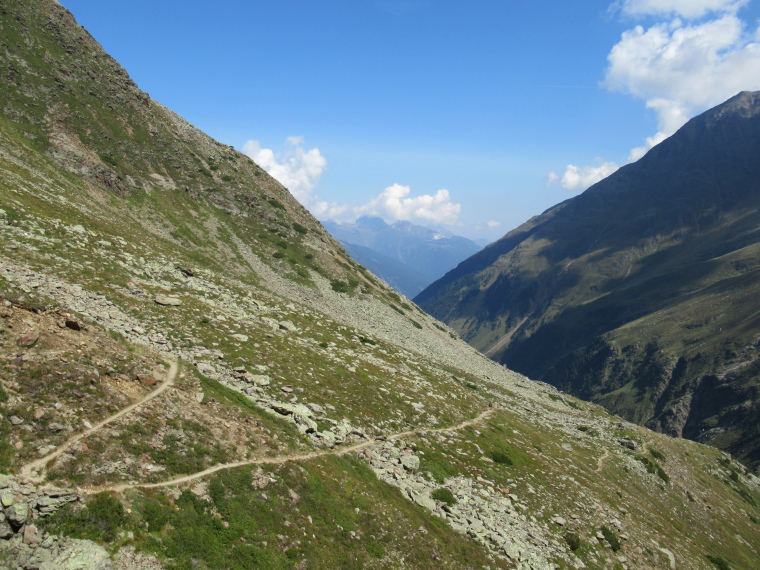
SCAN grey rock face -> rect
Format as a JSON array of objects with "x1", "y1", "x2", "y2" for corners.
[{"x1": 40, "y1": 538, "x2": 112, "y2": 570}]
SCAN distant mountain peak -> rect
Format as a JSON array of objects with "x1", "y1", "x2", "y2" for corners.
[{"x1": 355, "y1": 216, "x2": 389, "y2": 230}]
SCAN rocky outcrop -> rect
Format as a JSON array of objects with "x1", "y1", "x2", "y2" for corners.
[{"x1": 0, "y1": 474, "x2": 161, "y2": 569}]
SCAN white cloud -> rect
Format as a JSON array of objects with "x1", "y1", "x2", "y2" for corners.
[
  {"x1": 354, "y1": 183, "x2": 461, "y2": 225},
  {"x1": 618, "y1": 0, "x2": 749, "y2": 19},
  {"x1": 311, "y1": 184, "x2": 462, "y2": 225},
  {"x1": 311, "y1": 200, "x2": 350, "y2": 220},
  {"x1": 242, "y1": 137, "x2": 327, "y2": 204},
  {"x1": 486, "y1": 220, "x2": 501, "y2": 228},
  {"x1": 548, "y1": 161, "x2": 620, "y2": 191},
  {"x1": 551, "y1": 5, "x2": 760, "y2": 191},
  {"x1": 603, "y1": 13, "x2": 760, "y2": 149}
]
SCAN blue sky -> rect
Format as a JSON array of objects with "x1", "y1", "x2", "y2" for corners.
[{"x1": 61, "y1": 0, "x2": 760, "y2": 240}]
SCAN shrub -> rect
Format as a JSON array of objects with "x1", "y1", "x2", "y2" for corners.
[
  {"x1": 489, "y1": 451, "x2": 513, "y2": 465},
  {"x1": 144, "y1": 498, "x2": 169, "y2": 532},
  {"x1": 272, "y1": 252, "x2": 286, "y2": 259},
  {"x1": 706, "y1": 555, "x2": 732, "y2": 570},
  {"x1": 304, "y1": 253, "x2": 314, "y2": 260},
  {"x1": 410, "y1": 320, "x2": 423, "y2": 329},
  {"x1": 221, "y1": 175, "x2": 233, "y2": 182},
  {"x1": 292, "y1": 222, "x2": 308, "y2": 234},
  {"x1": 42, "y1": 492, "x2": 125, "y2": 542},
  {"x1": 330, "y1": 280, "x2": 350, "y2": 293},
  {"x1": 431, "y1": 488, "x2": 456, "y2": 506},
  {"x1": 634, "y1": 454, "x2": 669, "y2": 483},
  {"x1": 601, "y1": 525, "x2": 621, "y2": 552},
  {"x1": 98, "y1": 153, "x2": 117, "y2": 167},
  {"x1": 564, "y1": 531, "x2": 581, "y2": 551},
  {"x1": 268, "y1": 198, "x2": 285, "y2": 210},
  {"x1": 649, "y1": 447, "x2": 666, "y2": 461}
]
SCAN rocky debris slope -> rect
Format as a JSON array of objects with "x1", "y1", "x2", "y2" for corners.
[
  {"x1": 0, "y1": 474, "x2": 104, "y2": 569},
  {"x1": 359, "y1": 441, "x2": 565, "y2": 569}
]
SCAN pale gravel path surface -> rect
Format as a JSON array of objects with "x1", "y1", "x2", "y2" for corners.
[
  {"x1": 20, "y1": 357, "x2": 179, "y2": 482},
  {"x1": 84, "y1": 408, "x2": 495, "y2": 493}
]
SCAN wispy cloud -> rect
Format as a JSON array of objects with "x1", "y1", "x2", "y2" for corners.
[
  {"x1": 615, "y1": 0, "x2": 750, "y2": 19},
  {"x1": 550, "y1": 0, "x2": 760, "y2": 191},
  {"x1": 242, "y1": 137, "x2": 327, "y2": 204}
]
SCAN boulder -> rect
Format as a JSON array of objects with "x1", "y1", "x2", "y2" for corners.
[
  {"x1": 136, "y1": 374, "x2": 159, "y2": 386},
  {"x1": 17, "y1": 331, "x2": 40, "y2": 347},
  {"x1": 196, "y1": 363, "x2": 215, "y2": 376},
  {"x1": 6, "y1": 501, "x2": 29, "y2": 528},
  {"x1": 410, "y1": 492, "x2": 436, "y2": 511},
  {"x1": 23, "y1": 524, "x2": 40, "y2": 546},
  {"x1": 400, "y1": 454, "x2": 420, "y2": 471},
  {"x1": 618, "y1": 439, "x2": 638, "y2": 450},
  {"x1": 245, "y1": 374, "x2": 270, "y2": 387},
  {"x1": 154, "y1": 294, "x2": 182, "y2": 306},
  {"x1": 0, "y1": 514, "x2": 13, "y2": 539}
]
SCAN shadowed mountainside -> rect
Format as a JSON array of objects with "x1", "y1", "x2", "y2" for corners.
[{"x1": 416, "y1": 91, "x2": 760, "y2": 472}]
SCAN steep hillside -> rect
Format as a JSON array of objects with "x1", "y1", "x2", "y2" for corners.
[
  {"x1": 1, "y1": 1, "x2": 759, "y2": 568},
  {"x1": 324, "y1": 217, "x2": 482, "y2": 298},
  {"x1": 416, "y1": 92, "x2": 760, "y2": 472}
]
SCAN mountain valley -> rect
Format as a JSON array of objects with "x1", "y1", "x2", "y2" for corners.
[{"x1": 0, "y1": 1, "x2": 758, "y2": 569}]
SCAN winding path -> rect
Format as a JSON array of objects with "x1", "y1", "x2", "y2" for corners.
[
  {"x1": 595, "y1": 448, "x2": 610, "y2": 473},
  {"x1": 86, "y1": 408, "x2": 495, "y2": 494},
  {"x1": 20, "y1": 357, "x2": 179, "y2": 482}
]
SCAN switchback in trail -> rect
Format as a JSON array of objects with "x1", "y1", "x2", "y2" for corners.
[
  {"x1": 85, "y1": 408, "x2": 495, "y2": 493},
  {"x1": 20, "y1": 357, "x2": 179, "y2": 483}
]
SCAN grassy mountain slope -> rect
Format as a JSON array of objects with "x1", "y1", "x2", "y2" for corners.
[
  {"x1": 416, "y1": 91, "x2": 760, "y2": 473},
  {"x1": 0, "y1": 1, "x2": 759, "y2": 568}
]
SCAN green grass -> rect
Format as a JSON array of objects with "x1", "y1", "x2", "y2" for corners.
[{"x1": 431, "y1": 488, "x2": 456, "y2": 505}]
